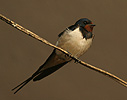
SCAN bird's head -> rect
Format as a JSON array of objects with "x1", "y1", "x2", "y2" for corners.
[
  {"x1": 75, "y1": 18, "x2": 95, "y2": 32},
  {"x1": 75, "y1": 18, "x2": 95, "y2": 39}
]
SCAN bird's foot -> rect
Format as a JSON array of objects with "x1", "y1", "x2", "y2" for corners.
[
  {"x1": 74, "y1": 58, "x2": 80, "y2": 64},
  {"x1": 65, "y1": 51, "x2": 72, "y2": 58}
]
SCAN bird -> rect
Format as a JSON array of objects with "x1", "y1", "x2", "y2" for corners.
[{"x1": 12, "y1": 18, "x2": 95, "y2": 94}]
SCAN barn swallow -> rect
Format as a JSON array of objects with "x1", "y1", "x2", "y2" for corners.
[{"x1": 12, "y1": 18, "x2": 95, "y2": 94}]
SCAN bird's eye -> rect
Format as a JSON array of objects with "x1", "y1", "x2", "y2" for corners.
[{"x1": 83, "y1": 21, "x2": 88, "y2": 24}]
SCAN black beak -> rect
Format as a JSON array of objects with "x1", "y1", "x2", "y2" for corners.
[{"x1": 90, "y1": 24, "x2": 96, "y2": 27}]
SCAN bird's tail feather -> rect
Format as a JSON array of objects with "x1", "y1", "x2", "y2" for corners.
[
  {"x1": 11, "y1": 50, "x2": 70, "y2": 94},
  {"x1": 33, "y1": 61, "x2": 68, "y2": 81},
  {"x1": 11, "y1": 67, "x2": 42, "y2": 94},
  {"x1": 12, "y1": 76, "x2": 34, "y2": 94},
  {"x1": 11, "y1": 61, "x2": 68, "y2": 94}
]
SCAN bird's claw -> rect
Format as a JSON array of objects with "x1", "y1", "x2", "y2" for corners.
[
  {"x1": 65, "y1": 51, "x2": 80, "y2": 63},
  {"x1": 65, "y1": 51, "x2": 72, "y2": 58},
  {"x1": 74, "y1": 58, "x2": 80, "y2": 64}
]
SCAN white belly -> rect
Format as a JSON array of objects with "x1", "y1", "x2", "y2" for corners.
[{"x1": 56, "y1": 27, "x2": 93, "y2": 60}]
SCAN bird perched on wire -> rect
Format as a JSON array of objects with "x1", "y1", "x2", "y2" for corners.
[{"x1": 12, "y1": 18, "x2": 95, "y2": 94}]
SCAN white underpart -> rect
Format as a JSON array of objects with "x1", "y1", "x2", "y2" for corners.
[{"x1": 56, "y1": 27, "x2": 93, "y2": 60}]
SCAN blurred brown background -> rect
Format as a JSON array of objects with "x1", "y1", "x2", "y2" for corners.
[{"x1": 0, "y1": 0, "x2": 127, "y2": 100}]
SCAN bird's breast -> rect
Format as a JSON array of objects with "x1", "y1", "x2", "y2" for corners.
[{"x1": 56, "y1": 27, "x2": 93, "y2": 60}]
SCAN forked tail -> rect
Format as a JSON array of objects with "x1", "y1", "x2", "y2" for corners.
[
  {"x1": 12, "y1": 50, "x2": 69, "y2": 94},
  {"x1": 12, "y1": 76, "x2": 34, "y2": 94}
]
